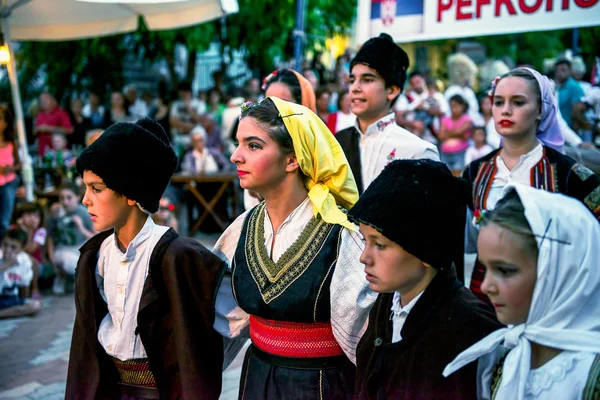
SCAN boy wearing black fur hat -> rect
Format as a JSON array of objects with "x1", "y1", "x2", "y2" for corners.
[
  {"x1": 336, "y1": 33, "x2": 439, "y2": 194},
  {"x1": 66, "y1": 118, "x2": 225, "y2": 399},
  {"x1": 349, "y1": 159, "x2": 500, "y2": 399}
]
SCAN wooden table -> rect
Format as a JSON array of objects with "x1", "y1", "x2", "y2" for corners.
[{"x1": 171, "y1": 171, "x2": 238, "y2": 234}]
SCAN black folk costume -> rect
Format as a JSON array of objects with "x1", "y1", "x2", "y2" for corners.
[
  {"x1": 66, "y1": 229, "x2": 225, "y2": 399},
  {"x1": 213, "y1": 98, "x2": 364, "y2": 400},
  {"x1": 67, "y1": 119, "x2": 226, "y2": 399},
  {"x1": 233, "y1": 203, "x2": 355, "y2": 399},
  {"x1": 348, "y1": 159, "x2": 502, "y2": 400}
]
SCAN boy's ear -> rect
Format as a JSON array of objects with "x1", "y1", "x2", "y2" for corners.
[
  {"x1": 387, "y1": 85, "x2": 401, "y2": 102},
  {"x1": 127, "y1": 199, "x2": 138, "y2": 207}
]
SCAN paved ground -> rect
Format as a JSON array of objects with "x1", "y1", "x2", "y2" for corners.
[{"x1": 0, "y1": 233, "x2": 245, "y2": 400}]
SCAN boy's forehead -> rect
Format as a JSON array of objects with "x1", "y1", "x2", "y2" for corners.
[
  {"x1": 82, "y1": 170, "x2": 105, "y2": 185},
  {"x1": 350, "y1": 64, "x2": 381, "y2": 78}
]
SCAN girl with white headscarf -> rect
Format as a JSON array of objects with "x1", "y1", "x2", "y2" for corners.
[{"x1": 444, "y1": 184, "x2": 600, "y2": 399}]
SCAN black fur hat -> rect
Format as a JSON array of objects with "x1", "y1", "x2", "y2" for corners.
[
  {"x1": 351, "y1": 33, "x2": 410, "y2": 89},
  {"x1": 348, "y1": 159, "x2": 469, "y2": 269},
  {"x1": 76, "y1": 118, "x2": 178, "y2": 214}
]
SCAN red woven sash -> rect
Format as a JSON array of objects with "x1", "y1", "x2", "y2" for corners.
[{"x1": 249, "y1": 315, "x2": 344, "y2": 358}]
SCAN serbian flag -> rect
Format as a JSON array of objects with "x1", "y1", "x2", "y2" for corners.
[{"x1": 370, "y1": 0, "x2": 425, "y2": 37}]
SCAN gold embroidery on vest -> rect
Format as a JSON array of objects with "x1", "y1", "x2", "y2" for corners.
[{"x1": 245, "y1": 203, "x2": 335, "y2": 304}]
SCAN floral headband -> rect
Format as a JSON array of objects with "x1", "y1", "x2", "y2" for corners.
[
  {"x1": 488, "y1": 76, "x2": 501, "y2": 102},
  {"x1": 261, "y1": 70, "x2": 279, "y2": 91}
]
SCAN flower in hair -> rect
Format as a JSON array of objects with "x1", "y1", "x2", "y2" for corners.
[
  {"x1": 472, "y1": 208, "x2": 487, "y2": 226},
  {"x1": 261, "y1": 70, "x2": 278, "y2": 91},
  {"x1": 240, "y1": 101, "x2": 254, "y2": 114},
  {"x1": 488, "y1": 76, "x2": 501, "y2": 101}
]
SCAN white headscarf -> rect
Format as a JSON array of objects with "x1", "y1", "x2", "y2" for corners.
[{"x1": 443, "y1": 183, "x2": 600, "y2": 399}]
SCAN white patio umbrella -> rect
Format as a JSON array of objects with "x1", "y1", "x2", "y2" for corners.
[{"x1": 1, "y1": 0, "x2": 239, "y2": 200}]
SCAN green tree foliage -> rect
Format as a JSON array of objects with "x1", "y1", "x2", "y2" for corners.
[
  {"x1": 220, "y1": 0, "x2": 357, "y2": 76},
  {"x1": 1, "y1": 0, "x2": 356, "y2": 105}
]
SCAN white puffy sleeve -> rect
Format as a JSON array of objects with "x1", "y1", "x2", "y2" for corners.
[
  {"x1": 212, "y1": 211, "x2": 251, "y2": 369},
  {"x1": 330, "y1": 228, "x2": 378, "y2": 364}
]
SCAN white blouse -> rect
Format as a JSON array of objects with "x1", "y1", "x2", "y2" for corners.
[{"x1": 479, "y1": 350, "x2": 596, "y2": 399}]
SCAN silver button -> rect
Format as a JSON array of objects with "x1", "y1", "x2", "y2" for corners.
[{"x1": 374, "y1": 337, "x2": 383, "y2": 347}]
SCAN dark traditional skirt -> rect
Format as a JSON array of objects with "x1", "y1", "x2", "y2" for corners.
[{"x1": 238, "y1": 316, "x2": 355, "y2": 400}]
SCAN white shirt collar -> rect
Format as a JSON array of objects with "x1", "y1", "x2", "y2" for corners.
[
  {"x1": 113, "y1": 216, "x2": 155, "y2": 262},
  {"x1": 391, "y1": 290, "x2": 425, "y2": 316},
  {"x1": 354, "y1": 112, "x2": 396, "y2": 136}
]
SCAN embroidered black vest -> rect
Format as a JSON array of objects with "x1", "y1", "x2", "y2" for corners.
[{"x1": 232, "y1": 203, "x2": 344, "y2": 323}]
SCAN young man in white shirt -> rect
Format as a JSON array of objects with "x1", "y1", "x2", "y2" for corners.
[
  {"x1": 335, "y1": 33, "x2": 439, "y2": 194},
  {"x1": 66, "y1": 118, "x2": 225, "y2": 399}
]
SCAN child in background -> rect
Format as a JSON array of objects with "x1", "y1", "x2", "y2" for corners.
[
  {"x1": 47, "y1": 182, "x2": 95, "y2": 295},
  {"x1": 464, "y1": 126, "x2": 494, "y2": 165},
  {"x1": 0, "y1": 228, "x2": 41, "y2": 318},
  {"x1": 46, "y1": 132, "x2": 75, "y2": 168},
  {"x1": 439, "y1": 94, "x2": 473, "y2": 172},
  {"x1": 151, "y1": 197, "x2": 178, "y2": 232},
  {"x1": 15, "y1": 202, "x2": 46, "y2": 299}
]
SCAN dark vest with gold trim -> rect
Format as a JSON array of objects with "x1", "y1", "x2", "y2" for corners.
[{"x1": 232, "y1": 202, "x2": 343, "y2": 323}]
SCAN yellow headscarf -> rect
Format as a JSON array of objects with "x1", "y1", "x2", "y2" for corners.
[{"x1": 269, "y1": 96, "x2": 359, "y2": 230}]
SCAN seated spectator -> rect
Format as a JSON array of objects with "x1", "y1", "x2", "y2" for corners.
[
  {"x1": 151, "y1": 196, "x2": 178, "y2": 232},
  {"x1": 68, "y1": 97, "x2": 90, "y2": 148},
  {"x1": 123, "y1": 84, "x2": 148, "y2": 120},
  {"x1": 181, "y1": 127, "x2": 229, "y2": 175},
  {"x1": 170, "y1": 81, "x2": 205, "y2": 157},
  {"x1": 47, "y1": 182, "x2": 95, "y2": 295},
  {"x1": 34, "y1": 92, "x2": 73, "y2": 156},
  {"x1": 464, "y1": 126, "x2": 494, "y2": 165},
  {"x1": 326, "y1": 91, "x2": 355, "y2": 134},
  {"x1": 82, "y1": 91, "x2": 106, "y2": 130},
  {"x1": 148, "y1": 94, "x2": 170, "y2": 136},
  {"x1": 103, "y1": 91, "x2": 133, "y2": 127},
  {"x1": 46, "y1": 132, "x2": 76, "y2": 168},
  {"x1": 0, "y1": 228, "x2": 41, "y2": 318},
  {"x1": 15, "y1": 202, "x2": 46, "y2": 299}
]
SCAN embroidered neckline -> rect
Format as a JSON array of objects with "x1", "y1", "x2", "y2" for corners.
[
  {"x1": 526, "y1": 352, "x2": 591, "y2": 396},
  {"x1": 244, "y1": 202, "x2": 335, "y2": 304}
]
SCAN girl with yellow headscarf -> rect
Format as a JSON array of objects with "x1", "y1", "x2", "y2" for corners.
[{"x1": 213, "y1": 97, "x2": 366, "y2": 399}]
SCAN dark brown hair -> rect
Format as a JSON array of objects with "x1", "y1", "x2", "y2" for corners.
[{"x1": 240, "y1": 98, "x2": 294, "y2": 154}]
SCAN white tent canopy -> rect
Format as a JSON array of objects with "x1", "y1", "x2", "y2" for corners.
[
  {"x1": 0, "y1": 0, "x2": 239, "y2": 201},
  {"x1": 5, "y1": 0, "x2": 239, "y2": 41}
]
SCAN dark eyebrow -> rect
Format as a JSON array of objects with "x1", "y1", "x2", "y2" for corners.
[
  {"x1": 239, "y1": 136, "x2": 267, "y2": 144},
  {"x1": 350, "y1": 72, "x2": 378, "y2": 80},
  {"x1": 85, "y1": 181, "x2": 106, "y2": 187}
]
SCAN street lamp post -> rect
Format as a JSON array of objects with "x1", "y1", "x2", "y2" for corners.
[
  {"x1": 293, "y1": 0, "x2": 306, "y2": 72},
  {"x1": 0, "y1": 17, "x2": 34, "y2": 201}
]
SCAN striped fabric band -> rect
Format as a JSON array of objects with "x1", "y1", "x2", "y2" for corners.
[
  {"x1": 250, "y1": 315, "x2": 344, "y2": 358},
  {"x1": 112, "y1": 357, "x2": 156, "y2": 388}
]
